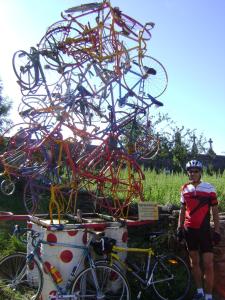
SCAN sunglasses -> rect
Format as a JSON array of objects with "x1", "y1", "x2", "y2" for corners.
[{"x1": 188, "y1": 170, "x2": 200, "y2": 174}]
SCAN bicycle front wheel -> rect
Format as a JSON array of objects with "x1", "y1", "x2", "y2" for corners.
[
  {"x1": 152, "y1": 254, "x2": 190, "y2": 300},
  {"x1": 12, "y1": 50, "x2": 39, "y2": 90},
  {"x1": 0, "y1": 252, "x2": 43, "y2": 300},
  {"x1": 71, "y1": 264, "x2": 131, "y2": 299}
]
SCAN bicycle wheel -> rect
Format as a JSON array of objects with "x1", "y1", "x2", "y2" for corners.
[
  {"x1": 0, "y1": 252, "x2": 43, "y2": 300},
  {"x1": 123, "y1": 55, "x2": 168, "y2": 99},
  {"x1": 12, "y1": 50, "x2": 39, "y2": 90},
  {"x1": 97, "y1": 153, "x2": 144, "y2": 217},
  {"x1": 135, "y1": 127, "x2": 160, "y2": 160},
  {"x1": 23, "y1": 180, "x2": 40, "y2": 214},
  {"x1": 38, "y1": 26, "x2": 80, "y2": 67},
  {"x1": 71, "y1": 264, "x2": 131, "y2": 299},
  {"x1": 18, "y1": 96, "x2": 53, "y2": 125},
  {"x1": 151, "y1": 254, "x2": 191, "y2": 300},
  {"x1": 0, "y1": 179, "x2": 15, "y2": 195}
]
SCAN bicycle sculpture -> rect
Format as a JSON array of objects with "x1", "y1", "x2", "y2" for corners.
[{"x1": 0, "y1": 0, "x2": 168, "y2": 221}]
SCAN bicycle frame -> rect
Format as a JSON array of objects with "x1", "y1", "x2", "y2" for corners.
[
  {"x1": 24, "y1": 230, "x2": 101, "y2": 297},
  {"x1": 109, "y1": 245, "x2": 155, "y2": 286},
  {"x1": 57, "y1": 1, "x2": 153, "y2": 77},
  {"x1": 100, "y1": 241, "x2": 186, "y2": 295}
]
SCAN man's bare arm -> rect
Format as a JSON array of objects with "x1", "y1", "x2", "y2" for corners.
[{"x1": 177, "y1": 205, "x2": 186, "y2": 228}]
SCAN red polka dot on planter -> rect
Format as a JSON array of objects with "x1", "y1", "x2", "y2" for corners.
[
  {"x1": 122, "y1": 231, "x2": 128, "y2": 243},
  {"x1": 28, "y1": 261, "x2": 35, "y2": 270},
  {"x1": 43, "y1": 261, "x2": 51, "y2": 274},
  {"x1": 83, "y1": 231, "x2": 88, "y2": 244},
  {"x1": 60, "y1": 250, "x2": 73, "y2": 263},
  {"x1": 68, "y1": 230, "x2": 78, "y2": 236},
  {"x1": 47, "y1": 233, "x2": 57, "y2": 244},
  {"x1": 27, "y1": 223, "x2": 33, "y2": 229}
]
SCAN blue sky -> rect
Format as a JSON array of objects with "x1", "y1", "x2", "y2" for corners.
[{"x1": 0, "y1": 0, "x2": 225, "y2": 154}]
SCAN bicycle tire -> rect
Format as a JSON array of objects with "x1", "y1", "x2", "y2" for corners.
[
  {"x1": 151, "y1": 254, "x2": 191, "y2": 300},
  {"x1": 0, "y1": 179, "x2": 16, "y2": 195},
  {"x1": 135, "y1": 127, "x2": 160, "y2": 160},
  {"x1": 123, "y1": 55, "x2": 168, "y2": 99},
  {"x1": 38, "y1": 26, "x2": 80, "y2": 68},
  {"x1": 23, "y1": 180, "x2": 40, "y2": 214},
  {"x1": 89, "y1": 150, "x2": 144, "y2": 217},
  {"x1": 70, "y1": 264, "x2": 131, "y2": 299},
  {"x1": 12, "y1": 50, "x2": 39, "y2": 90},
  {"x1": 0, "y1": 252, "x2": 43, "y2": 300},
  {"x1": 18, "y1": 96, "x2": 53, "y2": 125}
]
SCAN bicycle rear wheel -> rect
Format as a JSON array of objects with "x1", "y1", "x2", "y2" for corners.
[
  {"x1": 0, "y1": 252, "x2": 43, "y2": 300},
  {"x1": 12, "y1": 50, "x2": 39, "y2": 90},
  {"x1": 152, "y1": 254, "x2": 190, "y2": 300},
  {"x1": 71, "y1": 264, "x2": 131, "y2": 299}
]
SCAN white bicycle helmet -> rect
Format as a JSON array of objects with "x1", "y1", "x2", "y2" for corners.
[{"x1": 186, "y1": 160, "x2": 203, "y2": 171}]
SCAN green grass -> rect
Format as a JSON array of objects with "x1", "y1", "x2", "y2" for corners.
[
  {"x1": 1, "y1": 170, "x2": 224, "y2": 214},
  {"x1": 142, "y1": 169, "x2": 225, "y2": 211},
  {"x1": 0, "y1": 281, "x2": 27, "y2": 300}
]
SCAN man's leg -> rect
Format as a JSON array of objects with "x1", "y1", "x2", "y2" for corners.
[
  {"x1": 202, "y1": 252, "x2": 214, "y2": 294},
  {"x1": 189, "y1": 250, "x2": 203, "y2": 288}
]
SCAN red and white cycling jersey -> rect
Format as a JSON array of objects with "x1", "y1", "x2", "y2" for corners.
[{"x1": 180, "y1": 181, "x2": 218, "y2": 229}]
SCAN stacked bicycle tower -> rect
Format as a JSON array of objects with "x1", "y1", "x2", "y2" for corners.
[{"x1": 0, "y1": 1, "x2": 168, "y2": 222}]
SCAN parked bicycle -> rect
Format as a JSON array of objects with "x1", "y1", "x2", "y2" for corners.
[
  {"x1": 0, "y1": 226, "x2": 130, "y2": 299},
  {"x1": 93, "y1": 231, "x2": 191, "y2": 300}
]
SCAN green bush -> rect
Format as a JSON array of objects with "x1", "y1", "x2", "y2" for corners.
[{"x1": 0, "y1": 234, "x2": 26, "y2": 260}]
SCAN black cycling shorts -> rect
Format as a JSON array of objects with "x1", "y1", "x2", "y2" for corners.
[{"x1": 184, "y1": 227, "x2": 213, "y2": 253}]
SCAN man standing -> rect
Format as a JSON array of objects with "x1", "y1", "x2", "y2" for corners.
[{"x1": 177, "y1": 160, "x2": 221, "y2": 300}]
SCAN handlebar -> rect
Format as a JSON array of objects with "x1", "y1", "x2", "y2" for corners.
[{"x1": 13, "y1": 225, "x2": 40, "y2": 246}]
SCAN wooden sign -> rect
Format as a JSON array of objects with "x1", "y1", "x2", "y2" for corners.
[{"x1": 138, "y1": 202, "x2": 159, "y2": 221}]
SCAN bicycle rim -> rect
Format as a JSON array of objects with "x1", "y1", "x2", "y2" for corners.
[
  {"x1": 71, "y1": 264, "x2": 131, "y2": 299},
  {"x1": 152, "y1": 254, "x2": 191, "y2": 300},
  {"x1": 12, "y1": 50, "x2": 39, "y2": 90},
  {"x1": 0, "y1": 179, "x2": 16, "y2": 195},
  {"x1": 23, "y1": 180, "x2": 39, "y2": 214},
  {"x1": 0, "y1": 252, "x2": 43, "y2": 300}
]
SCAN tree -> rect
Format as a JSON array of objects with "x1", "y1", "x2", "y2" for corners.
[
  {"x1": 149, "y1": 114, "x2": 208, "y2": 171},
  {"x1": 172, "y1": 130, "x2": 188, "y2": 171},
  {"x1": 0, "y1": 80, "x2": 12, "y2": 134}
]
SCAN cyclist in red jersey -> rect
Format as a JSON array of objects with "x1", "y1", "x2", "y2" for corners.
[{"x1": 177, "y1": 160, "x2": 221, "y2": 300}]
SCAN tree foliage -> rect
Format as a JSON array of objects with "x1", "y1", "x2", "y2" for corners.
[
  {"x1": 120, "y1": 112, "x2": 209, "y2": 171},
  {"x1": 0, "y1": 80, "x2": 12, "y2": 134},
  {"x1": 149, "y1": 113, "x2": 208, "y2": 171}
]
